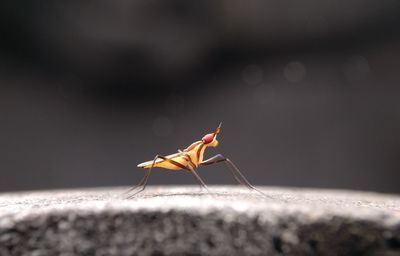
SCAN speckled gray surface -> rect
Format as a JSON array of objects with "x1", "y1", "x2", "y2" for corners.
[{"x1": 0, "y1": 186, "x2": 399, "y2": 256}]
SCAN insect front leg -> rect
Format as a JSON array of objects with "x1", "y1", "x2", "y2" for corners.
[
  {"x1": 201, "y1": 154, "x2": 268, "y2": 197},
  {"x1": 200, "y1": 154, "x2": 243, "y2": 185}
]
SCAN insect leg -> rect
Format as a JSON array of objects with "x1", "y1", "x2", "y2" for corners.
[
  {"x1": 187, "y1": 165, "x2": 209, "y2": 192},
  {"x1": 224, "y1": 158, "x2": 256, "y2": 189},
  {"x1": 125, "y1": 155, "x2": 160, "y2": 198},
  {"x1": 151, "y1": 155, "x2": 209, "y2": 192},
  {"x1": 126, "y1": 167, "x2": 152, "y2": 198},
  {"x1": 122, "y1": 170, "x2": 149, "y2": 195},
  {"x1": 201, "y1": 154, "x2": 267, "y2": 196},
  {"x1": 126, "y1": 154, "x2": 192, "y2": 198},
  {"x1": 200, "y1": 154, "x2": 243, "y2": 185}
]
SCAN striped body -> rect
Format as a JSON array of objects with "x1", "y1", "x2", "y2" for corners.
[
  {"x1": 127, "y1": 123, "x2": 267, "y2": 198},
  {"x1": 137, "y1": 139, "x2": 218, "y2": 171}
]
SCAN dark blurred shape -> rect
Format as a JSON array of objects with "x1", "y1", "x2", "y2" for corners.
[
  {"x1": 2, "y1": 0, "x2": 400, "y2": 99},
  {"x1": 0, "y1": 1, "x2": 400, "y2": 192}
]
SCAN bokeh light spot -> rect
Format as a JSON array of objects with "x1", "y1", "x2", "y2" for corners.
[{"x1": 283, "y1": 61, "x2": 306, "y2": 82}]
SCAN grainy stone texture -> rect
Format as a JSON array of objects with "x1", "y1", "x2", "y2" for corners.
[{"x1": 0, "y1": 186, "x2": 399, "y2": 256}]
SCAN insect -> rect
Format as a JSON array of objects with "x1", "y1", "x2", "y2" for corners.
[{"x1": 124, "y1": 123, "x2": 265, "y2": 198}]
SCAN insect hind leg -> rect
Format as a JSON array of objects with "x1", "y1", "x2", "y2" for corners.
[
  {"x1": 121, "y1": 170, "x2": 148, "y2": 195},
  {"x1": 124, "y1": 154, "x2": 161, "y2": 199},
  {"x1": 125, "y1": 168, "x2": 151, "y2": 199}
]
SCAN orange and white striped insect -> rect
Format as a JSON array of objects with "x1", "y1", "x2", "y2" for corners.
[{"x1": 125, "y1": 123, "x2": 264, "y2": 198}]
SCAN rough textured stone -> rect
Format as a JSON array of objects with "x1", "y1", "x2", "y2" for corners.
[{"x1": 0, "y1": 186, "x2": 399, "y2": 255}]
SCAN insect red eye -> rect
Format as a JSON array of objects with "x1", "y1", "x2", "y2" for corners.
[{"x1": 202, "y1": 133, "x2": 214, "y2": 144}]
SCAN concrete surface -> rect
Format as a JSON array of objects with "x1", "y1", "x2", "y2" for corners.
[{"x1": 0, "y1": 186, "x2": 399, "y2": 255}]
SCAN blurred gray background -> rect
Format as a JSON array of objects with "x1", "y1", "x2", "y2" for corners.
[{"x1": 1, "y1": 1, "x2": 400, "y2": 193}]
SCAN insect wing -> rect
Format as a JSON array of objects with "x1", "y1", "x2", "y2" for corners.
[{"x1": 137, "y1": 152, "x2": 184, "y2": 170}]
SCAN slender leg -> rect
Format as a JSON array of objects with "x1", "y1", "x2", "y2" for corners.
[
  {"x1": 126, "y1": 154, "x2": 204, "y2": 198},
  {"x1": 187, "y1": 165, "x2": 209, "y2": 192},
  {"x1": 125, "y1": 155, "x2": 160, "y2": 198},
  {"x1": 200, "y1": 154, "x2": 268, "y2": 196},
  {"x1": 200, "y1": 155, "x2": 244, "y2": 185},
  {"x1": 126, "y1": 168, "x2": 152, "y2": 198},
  {"x1": 122, "y1": 170, "x2": 149, "y2": 195}
]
